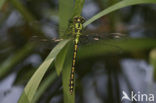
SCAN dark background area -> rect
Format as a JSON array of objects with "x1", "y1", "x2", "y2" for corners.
[{"x1": 0, "y1": 0, "x2": 156, "y2": 103}]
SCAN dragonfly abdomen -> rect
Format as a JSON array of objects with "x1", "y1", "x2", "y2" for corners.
[{"x1": 69, "y1": 41, "x2": 78, "y2": 94}]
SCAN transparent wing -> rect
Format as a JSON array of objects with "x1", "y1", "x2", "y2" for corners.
[
  {"x1": 79, "y1": 32, "x2": 129, "y2": 52},
  {"x1": 30, "y1": 34, "x2": 63, "y2": 44},
  {"x1": 28, "y1": 36, "x2": 64, "y2": 53},
  {"x1": 30, "y1": 35, "x2": 63, "y2": 43},
  {"x1": 30, "y1": 31, "x2": 128, "y2": 52},
  {"x1": 80, "y1": 31, "x2": 128, "y2": 43},
  {"x1": 28, "y1": 20, "x2": 128, "y2": 52}
]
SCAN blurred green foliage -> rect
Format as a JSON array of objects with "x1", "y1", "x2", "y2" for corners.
[{"x1": 0, "y1": 0, "x2": 156, "y2": 103}]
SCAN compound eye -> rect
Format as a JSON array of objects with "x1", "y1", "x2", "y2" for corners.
[
  {"x1": 74, "y1": 18, "x2": 77, "y2": 22},
  {"x1": 81, "y1": 19, "x2": 85, "y2": 23}
]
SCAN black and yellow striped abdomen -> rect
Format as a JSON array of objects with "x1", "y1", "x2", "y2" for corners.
[{"x1": 69, "y1": 16, "x2": 85, "y2": 94}]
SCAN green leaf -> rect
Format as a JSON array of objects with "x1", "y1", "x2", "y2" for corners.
[
  {"x1": 150, "y1": 49, "x2": 156, "y2": 81},
  {"x1": 78, "y1": 38, "x2": 156, "y2": 59},
  {"x1": 32, "y1": 71, "x2": 57, "y2": 103},
  {"x1": 62, "y1": 42, "x2": 75, "y2": 103},
  {"x1": 84, "y1": 0, "x2": 156, "y2": 27},
  {"x1": 72, "y1": 0, "x2": 85, "y2": 16},
  {"x1": 13, "y1": 66, "x2": 35, "y2": 85},
  {"x1": 18, "y1": 39, "x2": 70, "y2": 103},
  {"x1": 55, "y1": 42, "x2": 70, "y2": 76},
  {"x1": 0, "y1": 0, "x2": 6, "y2": 10},
  {"x1": 59, "y1": 0, "x2": 73, "y2": 37}
]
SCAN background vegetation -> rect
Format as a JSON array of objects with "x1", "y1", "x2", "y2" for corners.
[{"x1": 0, "y1": 0, "x2": 156, "y2": 103}]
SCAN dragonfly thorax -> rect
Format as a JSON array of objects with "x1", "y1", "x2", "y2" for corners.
[{"x1": 72, "y1": 16, "x2": 85, "y2": 35}]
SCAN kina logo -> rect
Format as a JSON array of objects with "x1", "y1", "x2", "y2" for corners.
[
  {"x1": 121, "y1": 91, "x2": 131, "y2": 101},
  {"x1": 121, "y1": 91, "x2": 154, "y2": 102}
]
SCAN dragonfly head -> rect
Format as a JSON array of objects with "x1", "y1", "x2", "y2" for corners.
[{"x1": 73, "y1": 16, "x2": 85, "y2": 24}]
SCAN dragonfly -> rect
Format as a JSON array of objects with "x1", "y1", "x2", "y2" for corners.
[
  {"x1": 68, "y1": 16, "x2": 85, "y2": 94},
  {"x1": 29, "y1": 16, "x2": 127, "y2": 95}
]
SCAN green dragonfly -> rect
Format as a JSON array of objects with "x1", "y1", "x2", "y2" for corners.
[
  {"x1": 68, "y1": 16, "x2": 85, "y2": 94},
  {"x1": 30, "y1": 16, "x2": 126, "y2": 95}
]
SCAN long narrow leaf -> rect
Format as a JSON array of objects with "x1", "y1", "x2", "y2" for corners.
[
  {"x1": 62, "y1": 42, "x2": 75, "y2": 103},
  {"x1": 78, "y1": 38, "x2": 156, "y2": 59},
  {"x1": 72, "y1": 0, "x2": 85, "y2": 16},
  {"x1": 32, "y1": 71, "x2": 57, "y2": 103},
  {"x1": 84, "y1": 0, "x2": 156, "y2": 27},
  {"x1": 55, "y1": 43, "x2": 70, "y2": 75},
  {"x1": 59, "y1": 0, "x2": 73, "y2": 37},
  {"x1": 18, "y1": 39, "x2": 70, "y2": 103}
]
